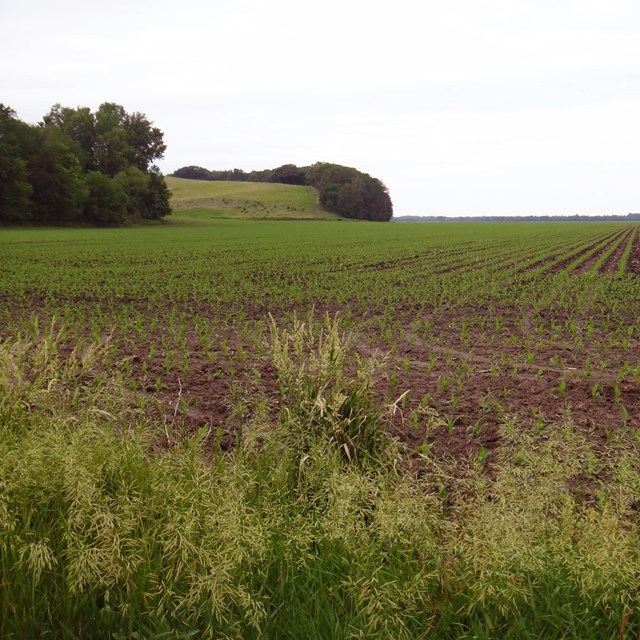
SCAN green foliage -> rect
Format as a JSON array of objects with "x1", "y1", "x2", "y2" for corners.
[
  {"x1": 27, "y1": 126, "x2": 89, "y2": 224},
  {"x1": 0, "y1": 105, "x2": 35, "y2": 223},
  {"x1": 44, "y1": 102, "x2": 166, "y2": 175},
  {"x1": 0, "y1": 102, "x2": 171, "y2": 226},
  {"x1": 170, "y1": 164, "x2": 213, "y2": 180},
  {"x1": 144, "y1": 166, "x2": 173, "y2": 220},
  {"x1": 42, "y1": 104, "x2": 96, "y2": 171},
  {"x1": 114, "y1": 166, "x2": 150, "y2": 217},
  {"x1": 304, "y1": 162, "x2": 393, "y2": 221},
  {"x1": 84, "y1": 171, "x2": 127, "y2": 225},
  {"x1": 270, "y1": 313, "x2": 389, "y2": 467},
  {"x1": 269, "y1": 163, "x2": 306, "y2": 185}
]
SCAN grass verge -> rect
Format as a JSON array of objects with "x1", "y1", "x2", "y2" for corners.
[{"x1": 1, "y1": 319, "x2": 639, "y2": 638}]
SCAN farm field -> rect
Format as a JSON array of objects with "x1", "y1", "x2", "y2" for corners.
[
  {"x1": 2, "y1": 217, "x2": 640, "y2": 638},
  {"x1": 3, "y1": 220, "x2": 640, "y2": 457}
]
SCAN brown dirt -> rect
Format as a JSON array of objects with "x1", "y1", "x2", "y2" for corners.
[
  {"x1": 94, "y1": 301, "x2": 639, "y2": 472},
  {"x1": 573, "y1": 230, "x2": 627, "y2": 275},
  {"x1": 600, "y1": 229, "x2": 634, "y2": 274},
  {"x1": 518, "y1": 253, "x2": 560, "y2": 274},
  {"x1": 626, "y1": 229, "x2": 640, "y2": 274},
  {"x1": 353, "y1": 304, "x2": 637, "y2": 468},
  {"x1": 545, "y1": 234, "x2": 614, "y2": 275},
  {"x1": 4, "y1": 278, "x2": 639, "y2": 472}
]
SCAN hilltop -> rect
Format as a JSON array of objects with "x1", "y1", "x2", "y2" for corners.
[
  {"x1": 165, "y1": 176, "x2": 339, "y2": 222},
  {"x1": 171, "y1": 162, "x2": 393, "y2": 221}
]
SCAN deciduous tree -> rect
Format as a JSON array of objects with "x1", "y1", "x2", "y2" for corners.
[{"x1": 1, "y1": 102, "x2": 171, "y2": 226}]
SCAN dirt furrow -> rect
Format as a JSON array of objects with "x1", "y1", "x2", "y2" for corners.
[
  {"x1": 517, "y1": 254, "x2": 560, "y2": 273},
  {"x1": 544, "y1": 237, "x2": 611, "y2": 275},
  {"x1": 600, "y1": 229, "x2": 634, "y2": 274},
  {"x1": 572, "y1": 230, "x2": 627, "y2": 275},
  {"x1": 626, "y1": 228, "x2": 640, "y2": 274}
]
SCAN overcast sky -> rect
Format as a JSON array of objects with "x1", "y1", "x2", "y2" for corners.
[{"x1": 3, "y1": 0, "x2": 640, "y2": 216}]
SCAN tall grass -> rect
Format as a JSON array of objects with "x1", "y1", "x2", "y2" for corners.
[{"x1": 1, "y1": 320, "x2": 639, "y2": 638}]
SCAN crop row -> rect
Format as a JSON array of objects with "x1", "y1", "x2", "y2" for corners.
[{"x1": 1, "y1": 221, "x2": 639, "y2": 463}]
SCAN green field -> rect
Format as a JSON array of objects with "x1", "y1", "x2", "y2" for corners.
[
  {"x1": 166, "y1": 176, "x2": 338, "y2": 221},
  {"x1": 2, "y1": 219, "x2": 640, "y2": 638}
]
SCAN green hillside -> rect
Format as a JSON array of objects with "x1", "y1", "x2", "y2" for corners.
[{"x1": 165, "y1": 177, "x2": 338, "y2": 223}]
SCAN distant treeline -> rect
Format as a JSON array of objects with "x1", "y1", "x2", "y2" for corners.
[
  {"x1": 395, "y1": 214, "x2": 640, "y2": 223},
  {"x1": 172, "y1": 163, "x2": 393, "y2": 221},
  {"x1": 0, "y1": 103, "x2": 171, "y2": 226}
]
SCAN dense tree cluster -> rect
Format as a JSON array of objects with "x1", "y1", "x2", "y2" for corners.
[
  {"x1": 0, "y1": 103, "x2": 171, "y2": 226},
  {"x1": 304, "y1": 163, "x2": 393, "y2": 221},
  {"x1": 171, "y1": 164, "x2": 303, "y2": 184},
  {"x1": 172, "y1": 162, "x2": 393, "y2": 221}
]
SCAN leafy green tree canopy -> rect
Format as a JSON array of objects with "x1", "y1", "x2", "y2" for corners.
[
  {"x1": 304, "y1": 163, "x2": 392, "y2": 221},
  {"x1": 0, "y1": 102, "x2": 171, "y2": 226},
  {"x1": 0, "y1": 105, "x2": 34, "y2": 223},
  {"x1": 43, "y1": 102, "x2": 166, "y2": 176}
]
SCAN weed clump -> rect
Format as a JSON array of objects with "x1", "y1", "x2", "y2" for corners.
[{"x1": 270, "y1": 313, "x2": 390, "y2": 468}]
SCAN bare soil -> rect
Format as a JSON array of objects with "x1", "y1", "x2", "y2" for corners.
[
  {"x1": 545, "y1": 237, "x2": 608, "y2": 275},
  {"x1": 627, "y1": 229, "x2": 640, "y2": 274},
  {"x1": 573, "y1": 229, "x2": 627, "y2": 274},
  {"x1": 71, "y1": 300, "x2": 639, "y2": 470},
  {"x1": 601, "y1": 229, "x2": 634, "y2": 274}
]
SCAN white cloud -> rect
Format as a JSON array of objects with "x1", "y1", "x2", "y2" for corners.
[{"x1": 2, "y1": 0, "x2": 640, "y2": 215}]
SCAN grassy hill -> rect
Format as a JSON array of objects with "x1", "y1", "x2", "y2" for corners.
[{"x1": 165, "y1": 176, "x2": 338, "y2": 223}]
